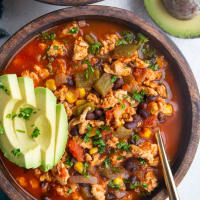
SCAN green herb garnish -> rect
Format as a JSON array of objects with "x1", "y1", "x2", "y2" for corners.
[
  {"x1": 41, "y1": 32, "x2": 56, "y2": 40},
  {"x1": 141, "y1": 183, "x2": 148, "y2": 188},
  {"x1": 11, "y1": 148, "x2": 21, "y2": 157},
  {"x1": 108, "y1": 181, "x2": 121, "y2": 189},
  {"x1": 82, "y1": 162, "x2": 89, "y2": 177},
  {"x1": 16, "y1": 129, "x2": 25, "y2": 133},
  {"x1": 132, "y1": 90, "x2": 146, "y2": 102},
  {"x1": 117, "y1": 156, "x2": 123, "y2": 160},
  {"x1": 116, "y1": 39, "x2": 128, "y2": 45},
  {"x1": 117, "y1": 98, "x2": 125, "y2": 110},
  {"x1": 82, "y1": 59, "x2": 94, "y2": 73},
  {"x1": 111, "y1": 75, "x2": 117, "y2": 83},
  {"x1": 138, "y1": 158, "x2": 147, "y2": 165},
  {"x1": 68, "y1": 27, "x2": 79, "y2": 34},
  {"x1": 53, "y1": 45, "x2": 59, "y2": 50},
  {"x1": 0, "y1": 81, "x2": 10, "y2": 95},
  {"x1": 67, "y1": 189, "x2": 72, "y2": 194},
  {"x1": 66, "y1": 156, "x2": 74, "y2": 167},
  {"x1": 83, "y1": 125, "x2": 92, "y2": 142},
  {"x1": 132, "y1": 134, "x2": 139, "y2": 144},
  {"x1": 88, "y1": 41, "x2": 102, "y2": 54},
  {"x1": 93, "y1": 139, "x2": 106, "y2": 154},
  {"x1": 130, "y1": 181, "x2": 140, "y2": 190},
  {"x1": 117, "y1": 142, "x2": 131, "y2": 152},
  {"x1": 122, "y1": 31, "x2": 135, "y2": 43},
  {"x1": 0, "y1": 121, "x2": 5, "y2": 135},
  {"x1": 149, "y1": 63, "x2": 159, "y2": 71},
  {"x1": 100, "y1": 125, "x2": 110, "y2": 131},
  {"x1": 31, "y1": 127, "x2": 40, "y2": 138},
  {"x1": 18, "y1": 107, "x2": 33, "y2": 120},
  {"x1": 104, "y1": 158, "x2": 111, "y2": 168},
  {"x1": 137, "y1": 33, "x2": 149, "y2": 46}
]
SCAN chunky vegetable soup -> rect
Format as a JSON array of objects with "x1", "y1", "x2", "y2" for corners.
[{"x1": 1, "y1": 20, "x2": 182, "y2": 200}]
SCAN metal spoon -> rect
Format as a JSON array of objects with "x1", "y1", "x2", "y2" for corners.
[{"x1": 155, "y1": 131, "x2": 180, "y2": 200}]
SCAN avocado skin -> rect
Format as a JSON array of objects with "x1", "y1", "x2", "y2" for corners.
[{"x1": 144, "y1": 0, "x2": 200, "y2": 38}]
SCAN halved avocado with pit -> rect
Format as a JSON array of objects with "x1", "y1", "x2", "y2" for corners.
[{"x1": 144, "y1": 0, "x2": 200, "y2": 38}]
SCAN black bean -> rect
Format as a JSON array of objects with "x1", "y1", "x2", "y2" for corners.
[
  {"x1": 123, "y1": 158, "x2": 138, "y2": 171},
  {"x1": 132, "y1": 114, "x2": 142, "y2": 122},
  {"x1": 86, "y1": 112, "x2": 96, "y2": 120},
  {"x1": 146, "y1": 95, "x2": 157, "y2": 103},
  {"x1": 71, "y1": 126, "x2": 79, "y2": 136},
  {"x1": 138, "y1": 109, "x2": 149, "y2": 119},
  {"x1": 67, "y1": 76, "x2": 75, "y2": 87},
  {"x1": 95, "y1": 109, "x2": 104, "y2": 118},
  {"x1": 113, "y1": 78, "x2": 124, "y2": 90},
  {"x1": 158, "y1": 112, "x2": 166, "y2": 123},
  {"x1": 124, "y1": 121, "x2": 137, "y2": 130},
  {"x1": 106, "y1": 193, "x2": 116, "y2": 200}
]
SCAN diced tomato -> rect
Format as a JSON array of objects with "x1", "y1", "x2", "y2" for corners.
[
  {"x1": 101, "y1": 130, "x2": 112, "y2": 140},
  {"x1": 143, "y1": 115, "x2": 158, "y2": 128},
  {"x1": 68, "y1": 139, "x2": 84, "y2": 162},
  {"x1": 105, "y1": 110, "x2": 113, "y2": 120}
]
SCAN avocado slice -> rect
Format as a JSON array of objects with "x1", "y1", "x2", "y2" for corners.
[
  {"x1": 34, "y1": 87, "x2": 57, "y2": 172},
  {"x1": 54, "y1": 104, "x2": 68, "y2": 165},
  {"x1": 0, "y1": 75, "x2": 41, "y2": 168},
  {"x1": 144, "y1": 0, "x2": 200, "y2": 38}
]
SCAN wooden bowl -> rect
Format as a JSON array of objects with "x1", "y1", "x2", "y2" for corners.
[
  {"x1": 35, "y1": 0, "x2": 104, "y2": 6},
  {"x1": 0, "y1": 5, "x2": 199, "y2": 200}
]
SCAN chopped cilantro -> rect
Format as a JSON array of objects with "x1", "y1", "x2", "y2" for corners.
[
  {"x1": 68, "y1": 27, "x2": 79, "y2": 34},
  {"x1": 100, "y1": 125, "x2": 110, "y2": 131},
  {"x1": 11, "y1": 148, "x2": 21, "y2": 157},
  {"x1": 53, "y1": 45, "x2": 59, "y2": 50},
  {"x1": 149, "y1": 63, "x2": 159, "y2": 71},
  {"x1": 141, "y1": 183, "x2": 148, "y2": 188},
  {"x1": 104, "y1": 158, "x2": 111, "y2": 168},
  {"x1": 82, "y1": 162, "x2": 89, "y2": 177},
  {"x1": 108, "y1": 181, "x2": 121, "y2": 189},
  {"x1": 116, "y1": 39, "x2": 128, "y2": 45},
  {"x1": 82, "y1": 59, "x2": 94, "y2": 73},
  {"x1": 111, "y1": 167, "x2": 121, "y2": 172},
  {"x1": 132, "y1": 134, "x2": 139, "y2": 144},
  {"x1": 137, "y1": 33, "x2": 149, "y2": 46},
  {"x1": 111, "y1": 75, "x2": 117, "y2": 83},
  {"x1": 130, "y1": 181, "x2": 140, "y2": 190},
  {"x1": 117, "y1": 142, "x2": 131, "y2": 152},
  {"x1": 88, "y1": 41, "x2": 102, "y2": 54},
  {"x1": 0, "y1": 81, "x2": 10, "y2": 95},
  {"x1": 122, "y1": 31, "x2": 135, "y2": 43},
  {"x1": 66, "y1": 156, "x2": 74, "y2": 167},
  {"x1": 16, "y1": 129, "x2": 25, "y2": 133},
  {"x1": 0, "y1": 121, "x2": 5, "y2": 135},
  {"x1": 41, "y1": 32, "x2": 56, "y2": 40},
  {"x1": 84, "y1": 125, "x2": 92, "y2": 142},
  {"x1": 85, "y1": 70, "x2": 89, "y2": 79},
  {"x1": 138, "y1": 158, "x2": 147, "y2": 165},
  {"x1": 132, "y1": 90, "x2": 146, "y2": 102},
  {"x1": 67, "y1": 189, "x2": 72, "y2": 194},
  {"x1": 117, "y1": 98, "x2": 125, "y2": 110},
  {"x1": 31, "y1": 127, "x2": 40, "y2": 138},
  {"x1": 123, "y1": 95, "x2": 129, "y2": 99},
  {"x1": 18, "y1": 107, "x2": 33, "y2": 120},
  {"x1": 117, "y1": 156, "x2": 123, "y2": 160},
  {"x1": 93, "y1": 139, "x2": 106, "y2": 154}
]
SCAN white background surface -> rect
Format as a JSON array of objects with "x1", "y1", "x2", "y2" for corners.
[{"x1": 0, "y1": 0, "x2": 199, "y2": 199}]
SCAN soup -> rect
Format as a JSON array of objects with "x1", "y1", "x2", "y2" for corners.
[{"x1": 1, "y1": 20, "x2": 182, "y2": 200}]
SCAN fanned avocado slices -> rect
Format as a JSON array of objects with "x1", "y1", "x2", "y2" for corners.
[{"x1": 144, "y1": 0, "x2": 200, "y2": 38}]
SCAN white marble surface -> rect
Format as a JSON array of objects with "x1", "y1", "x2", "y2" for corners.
[{"x1": 0, "y1": 0, "x2": 199, "y2": 199}]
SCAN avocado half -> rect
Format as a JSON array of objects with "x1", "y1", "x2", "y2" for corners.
[{"x1": 144, "y1": 0, "x2": 200, "y2": 38}]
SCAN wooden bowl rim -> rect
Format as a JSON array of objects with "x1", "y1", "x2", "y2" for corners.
[
  {"x1": 0, "y1": 5, "x2": 199, "y2": 200},
  {"x1": 35, "y1": 0, "x2": 104, "y2": 6}
]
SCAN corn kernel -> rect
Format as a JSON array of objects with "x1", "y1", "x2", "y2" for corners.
[
  {"x1": 45, "y1": 79, "x2": 57, "y2": 91},
  {"x1": 90, "y1": 147, "x2": 98, "y2": 155},
  {"x1": 66, "y1": 90, "x2": 77, "y2": 104},
  {"x1": 89, "y1": 128, "x2": 97, "y2": 137},
  {"x1": 78, "y1": 88, "x2": 86, "y2": 99},
  {"x1": 113, "y1": 177, "x2": 123, "y2": 185},
  {"x1": 74, "y1": 162, "x2": 84, "y2": 174},
  {"x1": 76, "y1": 99, "x2": 86, "y2": 106},
  {"x1": 148, "y1": 102, "x2": 159, "y2": 115},
  {"x1": 163, "y1": 104, "x2": 173, "y2": 115},
  {"x1": 29, "y1": 178, "x2": 39, "y2": 189},
  {"x1": 139, "y1": 128, "x2": 152, "y2": 139},
  {"x1": 16, "y1": 177, "x2": 28, "y2": 187}
]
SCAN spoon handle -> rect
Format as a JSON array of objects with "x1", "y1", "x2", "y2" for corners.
[{"x1": 156, "y1": 131, "x2": 180, "y2": 200}]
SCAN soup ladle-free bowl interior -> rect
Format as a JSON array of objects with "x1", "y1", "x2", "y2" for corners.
[{"x1": 0, "y1": 5, "x2": 199, "y2": 200}]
